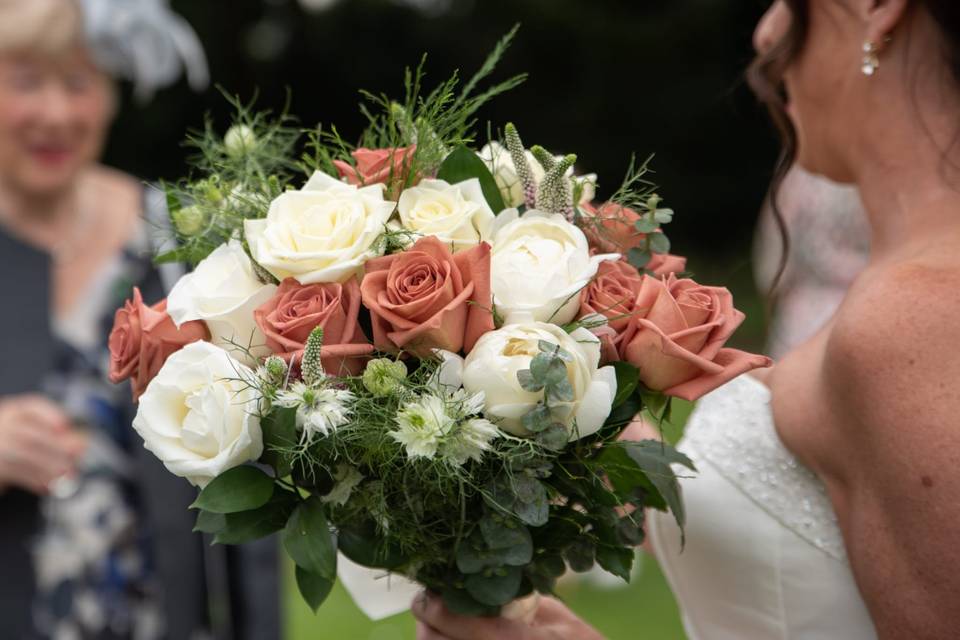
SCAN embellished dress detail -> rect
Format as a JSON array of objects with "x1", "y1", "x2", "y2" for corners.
[{"x1": 649, "y1": 375, "x2": 877, "y2": 639}]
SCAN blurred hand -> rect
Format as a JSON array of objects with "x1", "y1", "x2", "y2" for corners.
[
  {"x1": 0, "y1": 394, "x2": 86, "y2": 495},
  {"x1": 413, "y1": 591, "x2": 605, "y2": 640}
]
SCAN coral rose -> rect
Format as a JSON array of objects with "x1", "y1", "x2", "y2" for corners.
[
  {"x1": 108, "y1": 287, "x2": 209, "y2": 400},
  {"x1": 254, "y1": 277, "x2": 374, "y2": 376},
  {"x1": 619, "y1": 274, "x2": 772, "y2": 400},
  {"x1": 333, "y1": 146, "x2": 417, "y2": 197},
  {"x1": 360, "y1": 235, "x2": 494, "y2": 356}
]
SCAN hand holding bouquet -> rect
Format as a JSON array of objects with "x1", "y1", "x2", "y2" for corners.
[{"x1": 109, "y1": 29, "x2": 770, "y2": 618}]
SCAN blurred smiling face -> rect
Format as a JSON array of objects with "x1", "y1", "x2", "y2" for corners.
[{"x1": 0, "y1": 48, "x2": 113, "y2": 195}]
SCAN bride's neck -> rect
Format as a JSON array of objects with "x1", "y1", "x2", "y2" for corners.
[{"x1": 853, "y1": 117, "x2": 960, "y2": 260}]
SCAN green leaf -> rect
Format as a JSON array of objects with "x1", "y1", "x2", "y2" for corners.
[
  {"x1": 337, "y1": 522, "x2": 407, "y2": 569},
  {"x1": 545, "y1": 377, "x2": 575, "y2": 404},
  {"x1": 191, "y1": 466, "x2": 275, "y2": 514},
  {"x1": 283, "y1": 497, "x2": 337, "y2": 579},
  {"x1": 260, "y1": 407, "x2": 298, "y2": 476},
  {"x1": 649, "y1": 232, "x2": 671, "y2": 255},
  {"x1": 537, "y1": 340, "x2": 573, "y2": 362},
  {"x1": 295, "y1": 566, "x2": 334, "y2": 613},
  {"x1": 193, "y1": 510, "x2": 226, "y2": 534},
  {"x1": 465, "y1": 566, "x2": 523, "y2": 606},
  {"x1": 521, "y1": 404, "x2": 553, "y2": 434},
  {"x1": 641, "y1": 390, "x2": 670, "y2": 422},
  {"x1": 564, "y1": 538, "x2": 595, "y2": 573},
  {"x1": 536, "y1": 422, "x2": 569, "y2": 451},
  {"x1": 154, "y1": 246, "x2": 197, "y2": 266},
  {"x1": 441, "y1": 587, "x2": 500, "y2": 617},
  {"x1": 596, "y1": 545, "x2": 634, "y2": 582},
  {"x1": 654, "y1": 208, "x2": 674, "y2": 224},
  {"x1": 610, "y1": 440, "x2": 695, "y2": 535},
  {"x1": 611, "y1": 362, "x2": 640, "y2": 409},
  {"x1": 214, "y1": 490, "x2": 298, "y2": 544},
  {"x1": 436, "y1": 145, "x2": 507, "y2": 213},
  {"x1": 627, "y1": 248, "x2": 652, "y2": 269},
  {"x1": 480, "y1": 515, "x2": 533, "y2": 565},
  {"x1": 633, "y1": 218, "x2": 659, "y2": 234},
  {"x1": 516, "y1": 369, "x2": 544, "y2": 393}
]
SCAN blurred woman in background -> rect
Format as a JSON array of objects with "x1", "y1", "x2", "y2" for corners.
[
  {"x1": 0, "y1": 2, "x2": 264, "y2": 638},
  {"x1": 754, "y1": 166, "x2": 870, "y2": 359}
]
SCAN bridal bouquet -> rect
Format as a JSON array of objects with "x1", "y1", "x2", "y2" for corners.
[{"x1": 108, "y1": 30, "x2": 770, "y2": 617}]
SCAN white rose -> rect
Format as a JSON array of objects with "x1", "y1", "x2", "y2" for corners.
[
  {"x1": 244, "y1": 170, "x2": 396, "y2": 284},
  {"x1": 167, "y1": 240, "x2": 277, "y2": 362},
  {"x1": 460, "y1": 322, "x2": 617, "y2": 440},
  {"x1": 133, "y1": 341, "x2": 263, "y2": 487},
  {"x1": 490, "y1": 210, "x2": 618, "y2": 325},
  {"x1": 478, "y1": 142, "x2": 596, "y2": 209},
  {"x1": 397, "y1": 178, "x2": 495, "y2": 249}
]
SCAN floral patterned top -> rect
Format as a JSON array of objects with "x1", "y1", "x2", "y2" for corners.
[
  {"x1": 31, "y1": 204, "x2": 172, "y2": 640},
  {"x1": 754, "y1": 168, "x2": 871, "y2": 360}
]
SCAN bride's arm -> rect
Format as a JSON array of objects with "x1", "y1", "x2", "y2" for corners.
[{"x1": 818, "y1": 274, "x2": 960, "y2": 638}]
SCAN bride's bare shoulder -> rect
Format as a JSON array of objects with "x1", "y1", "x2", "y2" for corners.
[{"x1": 826, "y1": 259, "x2": 960, "y2": 427}]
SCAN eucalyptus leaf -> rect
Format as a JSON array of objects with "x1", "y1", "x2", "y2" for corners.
[
  {"x1": 654, "y1": 208, "x2": 674, "y2": 224},
  {"x1": 546, "y1": 377, "x2": 575, "y2": 404},
  {"x1": 436, "y1": 145, "x2": 507, "y2": 213},
  {"x1": 627, "y1": 248, "x2": 652, "y2": 269},
  {"x1": 442, "y1": 587, "x2": 501, "y2": 617},
  {"x1": 633, "y1": 218, "x2": 659, "y2": 234},
  {"x1": 295, "y1": 566, "x2": 335, "y2": 613},
  {"x1": 191, "y1": 466, "x2": 275, "y2": 514},
  {"x1": 480, "y1": 516, "x2": 533, "y2": 563},
  {"x1": 537, "y1": 340, "x2": 573, "y2": 361},
  {"x1": 517, "y1": 369, "x2": 544, "y2": 393},
  {"x1": 465, "y1": 566, "x2": 523, "y2": 606},
  {"x1": 283, "y1": 497, "x2": 337, "y2": 579},
  {"x1": 521, "y1": 404, "x2": 554, "y2": 434},
  {"x1": 536, "y1": 422, "x2": 569, "y2": 451},
  {"x1": 649, "y1": 232, "x2": 671, "y2": 254}
]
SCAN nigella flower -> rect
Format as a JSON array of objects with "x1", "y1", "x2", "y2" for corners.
[
  {"x1": 275, "y1": 381, "x2": 355, "y2": 445},
  {"x1": 390, "y1": 394, "x2": 455, "y2": 460},
  {"x1": 447, "y1": 388, "x2": 486, "y2": 420},
  {"x1": 440, "y1": 417, "x2": 499, "y2": 467}
]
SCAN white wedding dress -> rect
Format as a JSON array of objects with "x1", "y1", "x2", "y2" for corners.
[{"x1": 648, "y1": 374, "x2": 877, "y2": 639}]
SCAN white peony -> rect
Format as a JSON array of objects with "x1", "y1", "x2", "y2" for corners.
[
  {"x1": 460, "y1": 322, "x2": 617, "y2": 441},
  {"x1": 244, "y1": 170, "x2": 396, "y2": 284},
  {"x1": 478, "y1": 142, "x2": 597, "y2": 209},
  {"x1": 167, "y1": 239, "x2": 277, "y2": 362},
  {"x1": 490, "y1": 210, "x2": 618, "y2": 325},
  {"x1": 133, "y1": 341, "x2": 263, "y2": 487},
  {"x1": 397, "y1": 178, "x2": 496, "y2": 249}
]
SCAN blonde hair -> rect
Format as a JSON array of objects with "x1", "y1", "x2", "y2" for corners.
[{"x1": 0, "y1": 0, "x2": 84, "y2": 56}]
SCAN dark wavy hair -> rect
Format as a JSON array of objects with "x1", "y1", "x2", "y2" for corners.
[{"x1": 746, "y1": 0, "x2": 960, "y2": 290}]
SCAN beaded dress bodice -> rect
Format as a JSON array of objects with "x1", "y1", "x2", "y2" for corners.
[{"x1": 649, "y1": 375, "x2": 877, "y2": 639}]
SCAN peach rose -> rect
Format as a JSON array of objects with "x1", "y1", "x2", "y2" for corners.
[
  {"x1": 360, "y1": 235, "x2": 493, "y2": 356},
  {"x1": 254, "y1": 277, "x2": 374, "y2": 376},
  {"x1": 108, "y1": 287, "x2": 209, "y2": 400},
  {"x1": 619, "y1": 274, "x2": 772, "y2": 401},
  {"x1": 332, "y1": 146, "x2": 417, "y2": 196}
]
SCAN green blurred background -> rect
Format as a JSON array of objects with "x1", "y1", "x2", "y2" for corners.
[{"x1": 104, "y1": 1, "x2": 778, "y2": 637}]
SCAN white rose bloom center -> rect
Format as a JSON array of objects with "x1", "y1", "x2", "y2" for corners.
[
  {"x1": 397, "y1": 178, "x2": 495, "y2": 249},
  {"x1": 490, "y1": 210, "x2": 619, "y2": 325},
  {"x1": 244, "y1": 170, "x2": 396, "y2": 284},
  {"x1": 133, "y1": 341, "x2": 263, "y2": 487},
  {"x1": 461, "y1": 322, "x2": 617, "y2": 441},
  {"x1": 167, "y1": 239, "x2": 277, "y2": 362}
]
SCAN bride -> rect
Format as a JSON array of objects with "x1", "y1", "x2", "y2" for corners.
[{"x1": 412, "y1": 1, "x2": 960, "y2": 638}]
